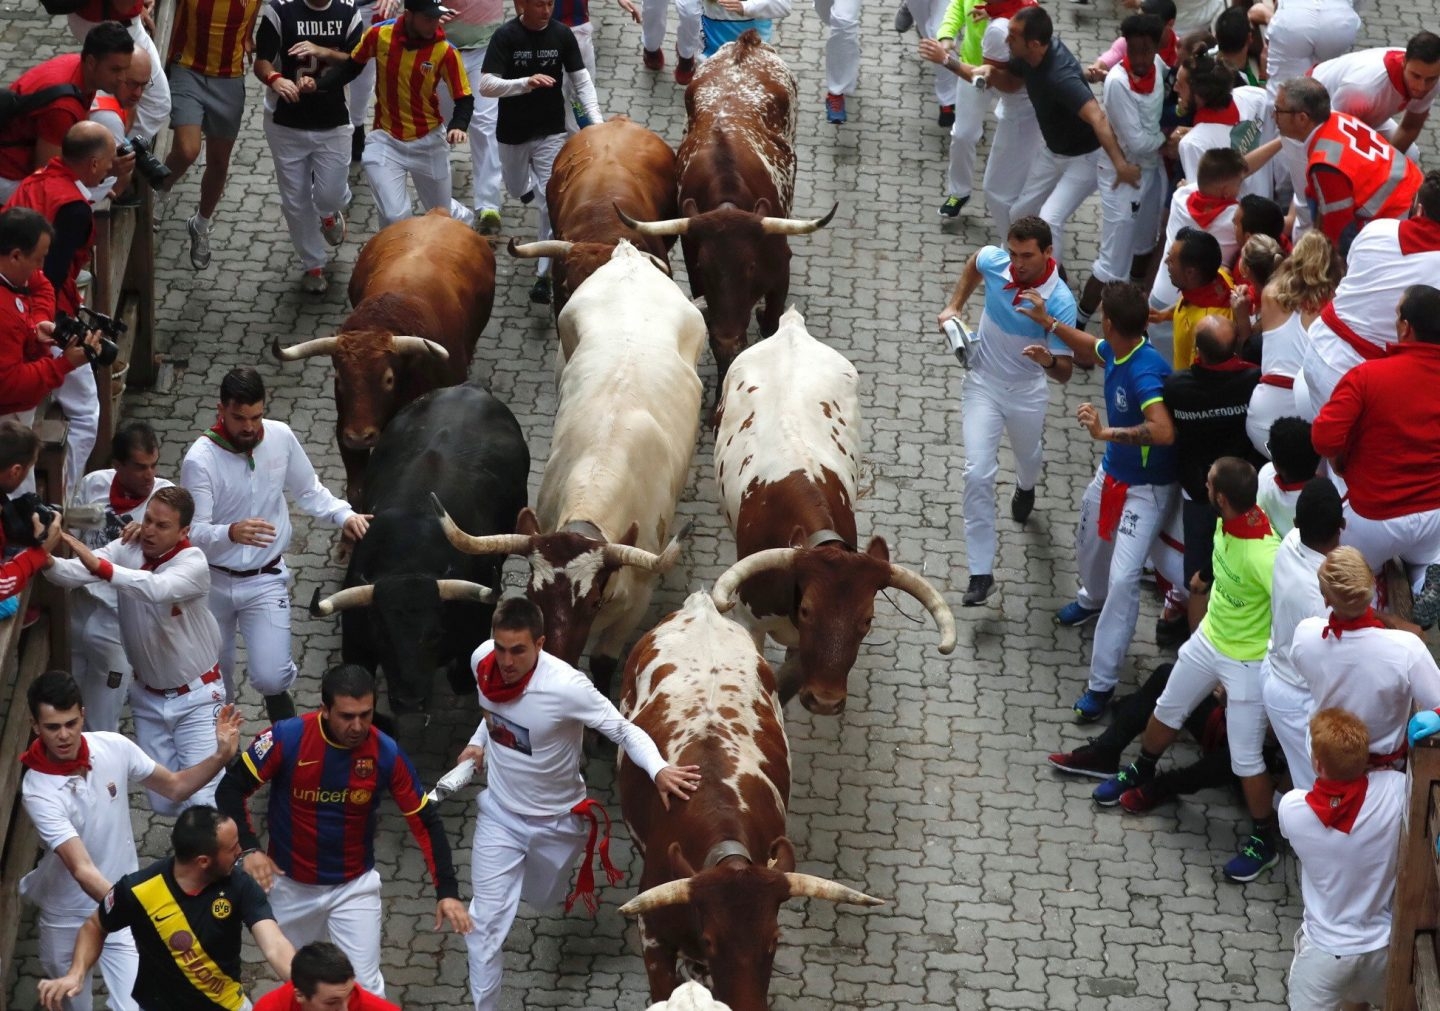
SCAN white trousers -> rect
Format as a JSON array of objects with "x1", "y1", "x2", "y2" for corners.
[
  {"x1": 961, "y1": 370, "x2": 1049, "y2": 576},
  {"x1": 945, "y1": 76, "x2": 988, "y2": 199},
  {"x1": 1261, "y1": 667, "x2": 1315, "y2": 790},
  {"x1": 499, "y1": 133, "x2": 567, "y2": 277},
  {"x1": 1341, "y1": 502, "x2": 1440, "y2": 583},
  {"x1": 349, "y1": 4, "x2": 376, "y2": 130},
  {"x1": 1010, "y1": 147, "x2": 1100, "y2": 264},
  {"x1": 982, "y1": 109, "x2": 1041, "y2": 240},
  {"x1": 442, "y1": 47, "x2": 502, "y2": 212},
  {"x1": 270, "y1": 870, "x2": 385, "y2": 997},
  {"x1": 1091, "y1": 161, "x2": 1165, "y2": 283},
  {"x1": 1265, "y1": 0, "x2": 1361, "y2": 98},
  {"x1": 53, "y1": 357, "x2": 98, "y2": 493},
  {"x1": 1287, "y1": 928, "x2": 1387, "y2": 1010},
  {"x1": 363, "y1": 129, "x2": 453, "y2": 229},
  {"x1": 902, "y1": 0, "x2": 952, "y2": 105},
  {"x1": 1246, "y1": 382, "x2": 1299, "y2": 458},
  {"x1": 643, "y1": 0, "x2": 702, "y2": 58},
  {"x1": 1296, "y1": 322, "x2": 1361, "y2": 420},
  {"x1": 263, "y1": 117, "x2": 353, "y2": 271},
  {"x1": 68, "y1": 15, "x2": 171, "y2": 142},
  {"x1": 813, "y1": 0, "x2": 861, "y2": 96},
  {"x1": 1153, "y1": 629, "x2": 1268, "y2": 776},
  {"x1": 1074, "y1": 468, "x2": 1178, "y2": 692},
  {"x1": 465, "y1": 790, "x2": 589, "y2": 1011},
  {"x1": 39, "y1": 912, "x2": 138, "y2": 1011},
  {"x1": 128, "y1": 680, "x2": 223, "y2": 816},
  {"x1": 207, "y1": 566, "x2": 298, "y2": 700},
  {"x1": 69, "y1": 594, "x2": 131, "y2": 733}
]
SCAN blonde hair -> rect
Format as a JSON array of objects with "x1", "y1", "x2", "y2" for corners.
[
  {"x1": 1269, "y1": 231, "x2": 1342, "y2": 313},
  {"x1": 1318, "y1": 545, "x2": 1374, "y2": 617},
  {"x1": 1239, "y1": 235, "x2": 1284, "y2": 289},
  {"x1": 1309, "y1": 707, "x2": 1370, "y2": 780}
]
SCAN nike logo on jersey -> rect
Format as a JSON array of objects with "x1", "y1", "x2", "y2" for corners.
[
  {"x1": 297, "y1": 759, "x2": 321, "y2": 767},
  {"x1": 153, "y1": 911, "x2": 176, "y2": 923}
]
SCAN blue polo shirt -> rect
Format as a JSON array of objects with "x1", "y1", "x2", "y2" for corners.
[
  {"x1": 974, "y1": 245, "x2": 1076, "y2": 385},
  {"x1": 1098, "y1": 336, "x2": 1176, "y2": 486}
]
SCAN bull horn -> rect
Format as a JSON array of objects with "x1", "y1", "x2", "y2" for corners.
[
  {"x1": 759, "y1": 202, "x2": 839, "y2": 236},
  {"x1": 642, "y1": 252, "x2": 673, "y2": 276},
  {"x1": 430, "y1": 493, "x2": 535, "y2": 557},
  {"x1": 271, "y1": 335, "x2": 340, "y2": 362},
  {"x1": 508, "y1": 237, "x2": 575, "y2": 260},
  {"x1": 391, "y1": 336, "x2": 449, "y2": 360},
  {"x1": 887, "y1": 564, "x2": 957, "y2": 655},
  {"x1": 619, "y1": 878, "x2": 693, "y2": 916},
  {"x1": 615, "y1": 201, "x2": 690, "y2": 238},
  {"x1": 710, "y1": 548, "x2": 799, "y2": 612},
  {"x1": 436, "y1": 579, "x2": 495, "y2": 603},
  {"x1": 783, "y1": 873, "x2": 885, "y2": 907},
  {"x1": 310, "y1": 584, "x2": 374, "y2": 617}
]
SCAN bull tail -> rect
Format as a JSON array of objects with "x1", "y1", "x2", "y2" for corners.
[{"x1": 735, "y1": 28, "x2": 763, "y2": 53}]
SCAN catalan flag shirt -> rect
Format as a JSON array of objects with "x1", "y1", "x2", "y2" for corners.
[
  {"x1": 169, "y1": 0, "x2": 263, "y2": 78},
  {"x1": 98, "y1": 858, "x2": 273, "y2": 1011},
  {"x1": 350, "y1": 16, "x2": 470, "y2": 141}
]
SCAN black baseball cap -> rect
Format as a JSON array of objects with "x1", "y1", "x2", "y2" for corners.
[{"x1": 405, "y1": 0, "x2": 454, "y2": 17}]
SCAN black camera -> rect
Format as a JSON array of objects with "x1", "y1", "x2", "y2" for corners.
[
  {"x1": 1, "y1": 493, "x2": 61, "y2": 548},
  {"x1": 54, "y1": 307, "x2": 124, "y2": 368},
  {"x1": 116, "y1": 135, "x2": 170, "y2": 189}
]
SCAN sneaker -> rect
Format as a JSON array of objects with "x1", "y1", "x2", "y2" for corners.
[
  {"x1": 1155, "y1": 611, "x2": 1190, "y2": 649},
  {"x1": 351, "y1": 125, "x2": 366, "y2": 164},
  {"x1": 894, "y1": 1, "x2": 913, "y2": 31},
  {"x1": 1046, "y1": 744, "x2": 1119, "y2": 779},
  {"x1": 1222, "y1": 834, "x2": 1279, "y2": 883},
  {"x1": 1072, "y1": 688, "x2": 1113, "y2": 723},
  {"x1": 186, "y1": 214, "x2": 211, "y2": 270},
  {"x1": 643, "y1": 47, "x2": 664, "y2": 70},
  {"x1": 938, "y1": 195, "x2": 968, "y2": 218},
  {"x1": 1011, "y1": 486, "x2": 1035, "y2": 523},
  {"x1": 674, "y1": 55, "x2": 696, "y2": 85},
  {"x1": 1119, "y1": 781, "x2": 1167, "y2": 814},
  {"x1": 938, "y1": 104, "x2": 956, "y2": 127},
  {"x1": 520, "y1": 189, "x2": 535, "y2": 205},
  {"x1": 1056, "y1": 601, "x2": 1102, "y2": 626},
  {"x1": 301, "y1": 268, "x2": 328, "y2": 295},
  {"x1": 477, "y1": 208, "x2": 503, "y2": 236},
  {"x1": 962, "y1": 573, "x2": 995, "y2": 607},
  {"x1": 1414, "y1": 563, "x2": 1440, "y2": 627},
  {"x1": 529, "y1": 276, "x2": 552, "y2": 305},
  {"x1": 825, "y1": 93, "x2": 847, "y2": 124},
  {"x1": 152, "y1": 186, "x2": 170, "y2": 232},
  {"x1": 1092, "y1": 760, "x2": 1152, "y2": 806},
  {"x1": 321, "y1": 210, "x2": 347, "y2": 247}
]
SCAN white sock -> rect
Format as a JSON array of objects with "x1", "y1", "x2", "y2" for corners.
[{"x1": 194, "y1": 213, "x2": 211, "y2": 232}]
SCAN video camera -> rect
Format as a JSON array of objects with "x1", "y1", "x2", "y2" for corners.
[
  {"x1": 54, "y1": 306, "x2": 124, "y2": 368},
  {"x1": 0, "y1": 493, "x2": 61, "y2": 548},
  {"x1": 116, "y1": 135, "x2": 170, "y2": 189}
]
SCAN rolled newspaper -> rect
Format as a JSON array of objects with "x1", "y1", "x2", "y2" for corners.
[{"x1": 425, "y1": 758, "x2": 477, "y2": 803}]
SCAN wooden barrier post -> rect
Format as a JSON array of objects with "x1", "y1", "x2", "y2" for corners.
[{"x1": 1386, "y1": 737, "x2": 1440, "y2": 1010}]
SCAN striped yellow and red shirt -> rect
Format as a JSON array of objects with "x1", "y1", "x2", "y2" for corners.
[
  {"x1": 351, "y1": 16, "x2": 470, "y2": 141},
  {"x1": 169, "y1": 0, "x2": 262, "y2": 78}
]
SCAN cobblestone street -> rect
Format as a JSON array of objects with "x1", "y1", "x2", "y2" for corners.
[{"x1": 5, "y1": 0, "x2": 1419, "y2": 1001}]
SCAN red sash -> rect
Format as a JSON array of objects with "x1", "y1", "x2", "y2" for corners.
[{"x1": 565, "y1": 798, "x2": 624, "y2": 914}]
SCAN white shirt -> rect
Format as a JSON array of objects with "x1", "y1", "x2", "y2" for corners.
[
  {"x1": 1256, "y1": 465, "x2": 1303, "y2": 540},
  {"x1": 1319, "y1": 218, "x2": 1440, "y2": 350},
  {"x1": 1178, "y1": 87, "x2": 1275, "y2": 200},
  {"x1": 46, "y1": 543, "x2": 222, "y2": 689},
  {"x1": 1264, "y1": 529, "x2": 1328, "y2": 688},
  {"x1": 1290, "y1": 618, "x2": 1440, "y2": 757},
  {"x1": 20, "y1": 731, "x2": 156, "y2": 916},
  {"x1": 467, "y1": 641, "x2": 669, "y2": 817},
  {"x1": 1311, "y1": 48, "x2": 1435, "y2": 131},
  {"x1": 69, "y1": 469, "x2": 174, "y2": 614},
  {"x1": 982, "y1": 19, "x2": 1032, "y2": 121},
  {"x1": 1278, "y1": 770, "x2": 1405, "y2": 955},
  {"x1": 1102, "y1": 58, "x2": 1165, "y2": 167},
  {"x1": 1150, "y1": 183, "x2": 1239, "y2": 308},
  {"x1": 180, "y1": 419, "x2": 354, "y2": 570}
]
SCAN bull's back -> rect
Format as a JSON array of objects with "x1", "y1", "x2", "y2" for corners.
[{"x1": 549, "y1": 117, "x2": 679, "y2": 244}]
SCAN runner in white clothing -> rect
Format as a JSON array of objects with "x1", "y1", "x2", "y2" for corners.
[
  {"x1": 1174, "y1": 54, "x2": 1274, "y2": 200},
  {"x1": 1308, "y1": 33, "x2": 1440, "y2": 155},
  {"x1": 20, "y1": 670, "x2": 241, "y2": 1011},
  {"x1": 1252, "y1": 417, "x2": 1319, "y2": 538},
  {"x1": 455, "y1": 597, "x2": 700, "y2": 1011}
]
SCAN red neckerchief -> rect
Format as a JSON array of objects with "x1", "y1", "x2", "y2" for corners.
[
  {"x1": 1384, "y1": 49, "x2": 1411, "y2": 100},
  {"x1": 204, "y1": 422, "x2": 262, "y2": 470},
  {"x1": 1322, "y1": 606, "x2": 1386, "y2": 639},
  {"x1": 981, "y1": 0, "x2": 1034, "y2": 17},
  {"x1": 1192, "y1": 101, "x2": 1241, "y2": 126},
  {"x1": 109, "y1": 476, "x2": 146, "y2": 514},
  {"x1": 1186, "y1": 191, "x2": 1236, "y2": 230},
  {"x1": 20, "y1": 735, "x2": 91, "y2": 776},
  {"x1": 1159, "y1": 28, "x2": 1178, "y2": 67},
  {"x1": 565, "y1": 798, "x2": 624, "y2": 914},
  {"x1": 1221, "y1": 505, "x2": 1273, "y2": 539},
  {"x1": 1274, "y1": 473, "x2": 1310, "y2": 492},
  {"x1": 142, "y1": 537, "x2": 190, "y2": 572},
  {"x1": 1121, "y1": 55, "x2": 1156, "y2": 94},
  {"x1": 1305, "y1": 776, "x2": 1368, "y2": 833},
  {"x1": 1398, "y1": 216, "x2": 1440, "y2": 255},
  {"x1": 1180, "y1": 274, "x2": 1235, "y2": 309},
  {"x1": 475, "y1": 650, "x2": 535, "y2": 704},
  {"x1": 1002, "y1": 258, "x2": 1056, "y2": 305},
  {"x1": 1196, "y1": 355, "x2": 1254, "y2": 373}
]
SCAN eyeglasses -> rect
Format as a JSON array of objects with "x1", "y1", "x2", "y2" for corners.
[{"x1": 1273, "y1": 107, "x2": 1299, "y2": 116}]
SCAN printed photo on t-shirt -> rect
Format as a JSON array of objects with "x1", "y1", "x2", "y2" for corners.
[{"x1": 484, "y1": 710, "x2": 532, "y2": 756}]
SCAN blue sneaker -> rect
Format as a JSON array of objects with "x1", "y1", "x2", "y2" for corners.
[
  {"x1": 1092, "y1": 761, "x2": 1152, "y2": 806},
  {"x1": 1056, "y1": 601, "x2": 1102, "y2": 626},
  {"x1": 1222, "y1": 834, "x2": 1279, "y2": 883},
  {"x1": 1072, "y1": 688, "x2": 1114, "y2": 723}
]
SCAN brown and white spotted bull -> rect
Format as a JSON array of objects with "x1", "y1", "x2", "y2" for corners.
[
  {"x1": 618, "y1": 591, "x2": 883, "y2": 1010},
  {"x1": 507, "y1": 117, "x2": 678, "y2": 315},
  {"x1": 616, "y1": 30, "x2": 836, "y2": 392},
  {"x1": 711, "y1": 308, "x2": 957, "y2": 715},
  {"x1": 271, "y1": 209, "x2": 495, "y2": 506}
]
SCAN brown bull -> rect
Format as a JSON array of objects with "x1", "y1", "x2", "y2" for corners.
[
  {"x1": 508, "y1": 117, "x2": 678, "y2": 314},
  {"x1": 271, "y1": 209, "x2": 495, "y2": 506}
]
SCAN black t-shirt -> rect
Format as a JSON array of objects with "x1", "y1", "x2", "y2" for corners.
[
  {"x1": 480, "y1": 17, "x2": 584, "y2": 145},
  {"x1": 98, "y1": 858, "x2": 275, "y2": 1011},
  {"x1": 1162, "y1": 362, "x2": 1265, "y2": 502},
  {"x1": 257, "y1": 0, "x2": 364, "y2": 130},
  {"x1": 1009, "y1": 38, "x2": 1100, "y2": 157}
]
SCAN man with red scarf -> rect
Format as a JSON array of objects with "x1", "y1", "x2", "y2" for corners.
[
  {"x1": 455, "y1": 597, "x2": 699, "y2": 1011},
  {"x1": 20, "y1": 670, "x2": 240, "y2": 1011},
  {"x1": 1158, "y1": 227, "x2": 1236, "y2": 369},
  {"x1": 1279, "y1": 708, "x2": 1405, "y2": 1007},
  {"x1": 1092, "y1": 456, "x2": 1281, "y2": 882},
  {"x1": 67, "y1": 421, "x2": 173, "y2": 732},
  {"x1": 1173, "y1": 49, "x2": 1275, "y2": 201},
  {"x1": 43, "y1": 486, "x2": 231, "y2": 817},
  {"x1": 1310, "y1": 32, "x2": 1440, "y2": 157}
]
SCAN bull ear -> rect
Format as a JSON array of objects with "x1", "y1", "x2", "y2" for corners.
[
  {"x1": 788, "y1": 526, "x2": 806, "y2": 550},
  {"x1": 618, "y1": 522, "x2": 639, "y2": 548},
  {"x1": 515, "y1": 508, "x2": 542, "y2": 536},
  {"x1": 864, "y1": 536, "x2": 890, "y2": 563},
  {"x1": 754, "y1": 197, "x2": 771, "y2": 217},
  {"x1": 668, "y1": 840, "x2": 698, "y2": 878},
  {"x1": 767, "y1": 837, "x2": 796, "y2": 873},
  {"x1": 681, "y1": 198, "x2": 699, "y2": 217}
]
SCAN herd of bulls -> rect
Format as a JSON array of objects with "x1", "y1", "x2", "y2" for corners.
[{"x1": 270, "y1": 31, "x2": 957, "y2": 1009}]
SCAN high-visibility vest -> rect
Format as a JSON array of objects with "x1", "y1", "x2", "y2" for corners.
[{"x1": 1307, "y1": 112, "x2": 1423, "y2": 226}]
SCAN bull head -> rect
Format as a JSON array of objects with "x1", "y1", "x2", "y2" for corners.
[{"x1": 508, "y1": 237, "x2": 672, "y2": 312}]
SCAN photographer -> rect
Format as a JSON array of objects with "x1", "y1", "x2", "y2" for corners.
[{"x1": 0, "y1": 421, "x2": 63, "y2": 605}]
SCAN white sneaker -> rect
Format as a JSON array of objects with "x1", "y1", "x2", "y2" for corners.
[
  {"x1": 321, "y1": 210, "x2": 347, "y2": 247},
  {"x1": 301, "y1": 268, "x2": 328, "y2": 294},
  {"x1": 186, "y1": 215, "x2": 211, "y2": 270}
]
